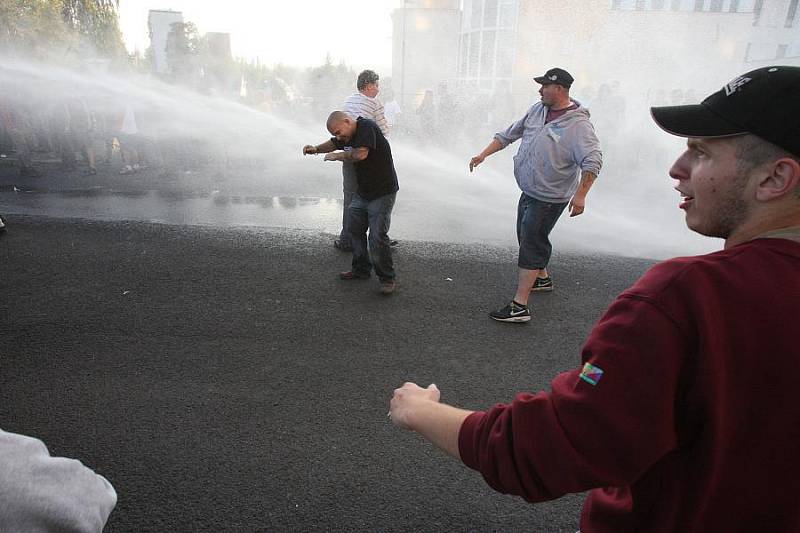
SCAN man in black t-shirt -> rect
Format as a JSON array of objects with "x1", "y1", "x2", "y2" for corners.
[{"x1": 303, "y1": 111, "x2": 399, "y2": 294}]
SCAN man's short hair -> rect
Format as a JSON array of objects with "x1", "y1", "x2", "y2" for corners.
[
  {"x1": 733, "y1": 135, "x2": 799, "y2": 170},
  {"x1": 357, "y1": 70, "x2": 379, "y2": 91},
  {"x1": 326, "y1": 111, "x2": 349, "y2": 131},
  {"x1": 731, "y1": 135, "x2": 800, "y2": 198}
]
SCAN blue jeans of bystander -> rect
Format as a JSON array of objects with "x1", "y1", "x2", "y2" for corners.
[{"x1": 348, "y1": 192, "x2": 396, "y2": 282}]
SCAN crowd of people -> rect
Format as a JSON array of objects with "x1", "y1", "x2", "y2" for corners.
[
  {"x1": 299, "y1": 61, "x2": 800, "y2": 531},
  {"x1": 0, "y1": 94, "x2": 148, "y2": 178},
  {"x1": 2, "y1": 61, "x2": 799, "y2": 531}
]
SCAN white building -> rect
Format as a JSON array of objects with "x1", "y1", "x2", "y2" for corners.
[
  {"x1": 147, "y1": 9, "x2": 184, "y2": 74},
  {"x1": 391, "y1": 0, "x2": 462, "y2": 110},
  {"x1": 454, "y1": 0, "x2": 799, "y2": 113}
]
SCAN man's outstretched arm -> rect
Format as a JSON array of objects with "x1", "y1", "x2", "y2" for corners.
[
  {"x1": 469, "y1": 139, "x2": 504, "y2": 172},
  {"x1": 302, "y1": 139, "x2": 337, "y2": 155},
  {"x1": 389, "y1": 382, "x2": 473, "y2": 459}
]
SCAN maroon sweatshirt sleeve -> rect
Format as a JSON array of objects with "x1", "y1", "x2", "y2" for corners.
[{"x1": 459, "y1": 289, "x2": 689, "y2": 502}]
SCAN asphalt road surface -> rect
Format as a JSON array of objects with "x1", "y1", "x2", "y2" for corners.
[{"x1": 0, "y1": 214, "x2": 655, "y2": 532}]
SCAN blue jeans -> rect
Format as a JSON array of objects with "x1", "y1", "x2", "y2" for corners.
[
  {"x1": 516, "y1": 193, "x2": 568, "y2": 270},
  {"x1": 338, "y1": 162, "x2": 358, "y2": 245},
  {"x1": 348, "y1": 192, "x2": 396, "y2": 281}
]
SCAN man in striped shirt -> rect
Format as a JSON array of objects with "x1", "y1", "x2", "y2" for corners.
[{"x1": 336, "y1": 70, "x2": 392, "y2": 251}]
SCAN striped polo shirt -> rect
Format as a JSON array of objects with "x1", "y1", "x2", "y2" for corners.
[{"x1": 344, "y1": 92, "x2": 389, "y2": 136}]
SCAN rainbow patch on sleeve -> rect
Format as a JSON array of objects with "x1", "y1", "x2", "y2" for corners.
[{"x1": 579, "y1": 362, "x2": 604, "y2": 386}]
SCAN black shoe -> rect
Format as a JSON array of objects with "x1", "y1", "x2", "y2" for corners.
[
  {"x1": 380, "y1": 280, "x2": 397, "y2": 295},
  {"x1": 334, "y1": 239, "x2": 353, "y2": 252},
  {"x1": 489, "y1": 301, "x2": 531, "y2": 323},
  {"x1": 531, "y1": 276, "x2": 553, "y2": 292},
  {"x1": 389, "y1": 239, "x2": 399, "y2": 247},
  {"x1": 0, "y1": 215, "x2": 6, "y2": 233},
  {"x1": 339, "y1": 270, "x2": 370, "y2": 280}
]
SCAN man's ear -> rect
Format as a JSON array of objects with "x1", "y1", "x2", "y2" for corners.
[{"x1": 755, "y1": 157, "x2": 800, "y2": 202}]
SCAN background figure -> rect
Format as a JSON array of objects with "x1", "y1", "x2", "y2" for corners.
[
  {"x1": 0, "y1": 429, "x2": 117, "y2": 531},
  {"x1": 469, "y1": 67, "x2": 601, "y2": 323},
  {"x1": 48, "y1": 98, "x2": 76, "y2": 171},
  {"x1": 117, "y1": 103, "x2": 142, "y2": 175},
  {"x1": 66, "y1": 96, "x2": 97, "y2": 175},
  {"x1": 382, "y1": 88, "x2": 402, "y2": 133},
  {"x1": 303, "y1": 111, "x2": 399, "y2": 295},
  {"x1": 336, "y1": 69, "x2": 390, "y2": 252},
  {"x1": 0, "y1": 102, "x2": 41, "y2": 178},
  {"x1": 415, "y1": 89, "x2": 436, "y2": 142}
]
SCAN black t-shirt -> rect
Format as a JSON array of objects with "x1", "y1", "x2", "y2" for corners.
[{"x1": 332, "y1": 117, "x2": 399, "y2": 201}]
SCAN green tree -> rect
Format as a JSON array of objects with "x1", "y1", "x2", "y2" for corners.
[
  {"x1": 305, "y1": 54, "x2": 355, "y2": 118},
  {"x1": 0, "y1": 0, "x2": 125, "y2": 59},
  {"x1": 0, "y1": 0, "x2": 74, "y2": 57},
  {"x1": 60, "y1": 0, "x2": 124, "y2": 57},
  {"x1": 165, "y1": 20, "x2": 203, "y2": 85}
]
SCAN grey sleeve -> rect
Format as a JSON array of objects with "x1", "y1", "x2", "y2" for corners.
[
  {"x1": 573, "y1": 120, "x2": 603, "y2": 176},
  {"x1": 0, "y1": 430, "x2": 117, "y2": 533},
  {"x1": 493, "y1": 108, "x2": 531, "y2": 147}
]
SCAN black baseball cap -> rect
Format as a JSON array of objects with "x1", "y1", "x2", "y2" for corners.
[
  {"x1": 534, "y1": 68, "x2": 574, "y2": 88},
  {"x1": 651, "y1": 66, "x2": 800, "y2": 157}
]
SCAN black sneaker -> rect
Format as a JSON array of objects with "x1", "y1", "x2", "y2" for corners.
[
  {"x1": 531, "y1": 276, "x2": 553, "y2": 292},
  {"x1": 489, "y1": 301, "x2": 531, "y2": 323},
  {"x1": 0, "y1": 215, "x2": 6, "y2": 233}
]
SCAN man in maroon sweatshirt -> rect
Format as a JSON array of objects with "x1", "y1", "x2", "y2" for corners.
[{"x1": 389, "y1": 65, "x2": 800, "y2": 532}]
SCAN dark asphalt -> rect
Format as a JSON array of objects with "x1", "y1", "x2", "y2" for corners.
[{"x1": 0, "y1": 214, "x2": 654, "y2": 532}]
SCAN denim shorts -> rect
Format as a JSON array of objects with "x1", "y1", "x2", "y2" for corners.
[{"x1": 516, "y1": 193, "x2": 568, "y2": 270}]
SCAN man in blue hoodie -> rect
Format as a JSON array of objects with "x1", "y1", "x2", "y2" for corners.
[{"x1": 469, "y1": 68, "x2": 603, "y2": 323}]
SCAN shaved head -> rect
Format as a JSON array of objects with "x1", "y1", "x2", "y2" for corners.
[
  {"x1": 327, "y1": 111, "x2": 349, "y2": 130},
  {"x1": 326, "y1": 111, "x2": 357, "y2": 142}
]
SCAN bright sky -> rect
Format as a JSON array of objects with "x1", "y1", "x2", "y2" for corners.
[{"x1": 117, "y1": 1, "x2": 396, "y2": 70}]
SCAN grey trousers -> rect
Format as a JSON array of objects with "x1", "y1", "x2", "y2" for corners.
[{"x1": 338, "y1": 161, "x2": 358, "y2": 245}]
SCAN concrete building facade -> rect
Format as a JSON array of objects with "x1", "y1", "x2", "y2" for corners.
[
  {"x1": 447, "y1": 0, "x2": 799, "y2": 112},
  {"x1": 147, "y1": 10, "x2": 184, "y2": 75},
  {"x1": 391, "y1": 0, "x2": 462, "y2": 110}
]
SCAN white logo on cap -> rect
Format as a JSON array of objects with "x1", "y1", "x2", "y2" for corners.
[
  {"x1": 548, "y1": 75, "x2": 558, "y2": 81},
  {"x1": 724, "y1": 76, "x2": 752, "y2": 96}
]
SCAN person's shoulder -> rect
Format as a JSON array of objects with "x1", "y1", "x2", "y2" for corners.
[
  {"x1": 528, "y1": 102, "x2": 545, "y2": 114},
  {"x1": 626, "y1": 241, "x2": 791, "y2": 299},
  {"x1": 354, "y1": 117, "x2": 382, "y2": 142},
  {"x1": 357, "y1": 116, "x2": 380, "y2": 129}
]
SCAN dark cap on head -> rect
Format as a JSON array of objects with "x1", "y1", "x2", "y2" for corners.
[
  {"x1": 534, "y1": 68, "x2": 574, "y2": 88},
  {"x1": 651, "y1": 66, "x2": 800, "y2": 157}
]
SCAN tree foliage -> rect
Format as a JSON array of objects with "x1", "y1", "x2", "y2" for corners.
[
  {"x1": 164, "y1": 21, "x2": 204, "y2": 85},
  {"x1": 0, "y1": 0, "x2": 124, "y2": 59}
]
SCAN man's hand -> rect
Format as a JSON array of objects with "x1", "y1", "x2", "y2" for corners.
[
  {"x1": 569, "y1": 196, "x2": 586, "y2": 217},
  {"x1": 302, "y1": 145, "x2": 317, "y2": 155},
  {"x1": 389, "y1": 382, "x2": 440, "y2": 430},
  {"x1": 469, "y1": 154, "x2": 485, "y2": 172},
  {"x1": 323, "y1": 153, "x2": 339, "y2": 162}
]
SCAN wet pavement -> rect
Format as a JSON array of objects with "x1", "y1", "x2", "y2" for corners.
[
  {"x1": 1, "y1": 214, "x2": 656, "y2": 532},
  {"x1": 0, "y1": 147, "x2": 718, "y2": 260}
]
